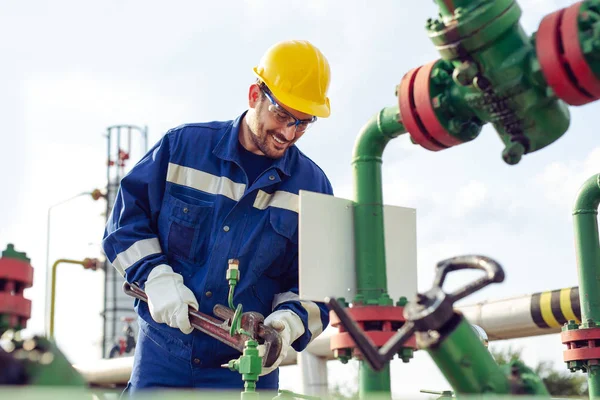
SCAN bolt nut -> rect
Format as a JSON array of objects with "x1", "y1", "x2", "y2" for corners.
[
  {"x1": 398, "y1": 347, "x2": 414, "y2": 363},
  {"x1": 429, "y1": 19, "x2": 445, "y2": 32},
  {"x1": 589, "y1": 0, "x2": 600, "y2": 13},
  {"x1": 452, "y1": 61, "x2": 479, "y2": 87},
  {"x1": 592, "y1": 37, "x2": 600, "y2": 54},
  {"x1": 463, "y1": 121, "x2": 481, "y2": 140},
  {"x1": 426, "y1": 17, "x2": 434, "y2": 30},
  {"x1": 396, "y1": 296, "x2": 408, "y2": 307},
  {"x1": 431, "y1": 94, "x2": 448, "y2": 110},
  {"x1": 579, "y1": 11, "x2": 595, "y2": 30},
  {"x1": 333, "y1": 348, "x2": 351, "y2": 364},
  {"x1": 431, "y1": 67, "x2": 450, "y2": 85},
  {"x1": 447, "y1": 119, "x2": 463, "y2": 134},
  {"x1": 565, "y1": 319, "x2": 580, "y2": 330}
]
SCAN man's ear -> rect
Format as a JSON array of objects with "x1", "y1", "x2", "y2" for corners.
[{"x1": 248, "y1": 83, "x2": 261, "y2": 108}]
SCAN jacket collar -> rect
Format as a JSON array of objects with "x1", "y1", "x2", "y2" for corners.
[{"x1": 213, "y1": 111, "x2": 294, "y2": 177}]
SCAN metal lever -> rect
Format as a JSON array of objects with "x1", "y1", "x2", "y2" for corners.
[
  {"x1": 326, "y1": 297, "x2": 416, "y2": 371},
  {"x1": 123, "y1": 282, "x2": 283, "y2": 367},
  {"x1": 326, "y1": 255, "x2": 505, "y2": 371},
  {"x1": 433, "y1": 255, "x2": 504, "y2": 304}
]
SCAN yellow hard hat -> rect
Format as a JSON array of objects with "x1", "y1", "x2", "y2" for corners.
[{"x1": 253, "y1": 40, "x2": 331, "y2": 118}]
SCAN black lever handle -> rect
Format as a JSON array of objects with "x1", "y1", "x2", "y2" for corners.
[{"x1": 433, "y1": 255, "x2": 504, "y2": 304}]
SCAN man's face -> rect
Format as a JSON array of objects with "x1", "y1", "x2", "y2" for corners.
[{"x1": 246, "y1": 85, "x2": 315, "y2": 159}]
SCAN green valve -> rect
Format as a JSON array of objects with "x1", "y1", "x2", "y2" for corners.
[
  {"x1": 227, "y1": 258, "x2": 240, "y2": 285},
  {"x1": 2, "y1": 244, "x2": 30, "y2": 263},
  {"x1": 225, "y1": 339, "x2": 262, "y2": 397}
]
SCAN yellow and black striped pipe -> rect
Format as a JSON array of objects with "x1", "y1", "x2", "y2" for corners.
[
  {"x1": 530, "y1": 287, "x2": 581, "y2": 328},
  {"x1": 459, "y1": 286, "x2": 582, "y2": 340}
]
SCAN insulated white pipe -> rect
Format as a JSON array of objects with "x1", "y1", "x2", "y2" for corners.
[{"x1": 74, "y1": 287, "x2": 581, "y2": 386}]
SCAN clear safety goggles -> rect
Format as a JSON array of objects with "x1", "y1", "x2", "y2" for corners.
[{"x1": 260, "y1": 86, "x2": 317, "y2": 133}]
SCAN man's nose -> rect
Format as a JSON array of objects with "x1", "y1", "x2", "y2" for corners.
[{"x1": 281, "y1": 124, "x2": 297, "y2": 141}]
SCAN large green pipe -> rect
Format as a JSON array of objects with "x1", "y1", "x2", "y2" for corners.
[
  {"x1": 428, "y1": 317, "x2": 512, "y2": 394},
  {"x1": 573, "y1": 174, "x2": 600, "y2": 398},
  {"x1": 573, "y1": 174, "x2": 600, "y2": 323},
  {"x1": 352, "y1": 105, "x2": 405, "y2": 302},
  {"x1": 352, "y1": 106, "x2": 405, "y2": 397}
]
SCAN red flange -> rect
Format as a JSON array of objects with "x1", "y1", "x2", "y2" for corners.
[
  {"x1": 331, "y1": 331, "x2": 417, "y2": 357},
  {"x1": 0, "y1": 252, "x2": 34, "y2": 329},
  {"x1": 330, "y1": 305, "x2": 417, "y2": 358},
  {"x1": 562, "y1": 328, "x2": 600, "y2": 342},
  {"x1": 561, "y1": 1, "x2": 600, "y2": 98},
  {"x1": 398, "y1": 60, "x2": 463, "y2": 151},
  {"x1": 414, "y1": 61, "x2": 464, "y2": 147},
  {"x1": 0, "y1": 257, "x2": 34, "y2": 288},
  {"x1": 536, "y1": 8, "x2": 589, "y2": 105},
  {"x1": 398, "y1": 66, "x2": 446, "y2": 151},
  {"x1": 0, "y1": 293, "x2": 32, "y2": 329},
  {"x1": 561, "y1": 327, "x2": 600, "y2": 363},
  {"x1": 536, "y1": 3, "x2": 600, "y2": 105},
  {"x1": 329, "y1": 305, "x2": 408, "y2": 325}
]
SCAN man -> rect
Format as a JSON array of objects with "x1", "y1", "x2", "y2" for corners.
[{"x1": 102, "y1": 39, "x2": 333, "y2": 393}]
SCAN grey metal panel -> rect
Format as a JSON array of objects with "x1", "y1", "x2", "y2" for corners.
[{"x1": 298, "y1": 190, "x2": 417, "y2": 302}]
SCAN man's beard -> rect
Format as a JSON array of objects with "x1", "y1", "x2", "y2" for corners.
[{"x1": 246, "y1": 111, "x2": 289, "y2": 159}]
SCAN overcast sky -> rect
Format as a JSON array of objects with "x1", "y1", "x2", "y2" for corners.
[{"x1": 2, "y1": 0, "x2": 597, "y2": 397}]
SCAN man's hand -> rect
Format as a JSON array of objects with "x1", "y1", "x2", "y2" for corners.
[
  {"x1": 144, "y1": 265, "x2": 199, "y2": 334},
  {"x1": 259, "y1": 310, "x2": 305, "y2": 376}
]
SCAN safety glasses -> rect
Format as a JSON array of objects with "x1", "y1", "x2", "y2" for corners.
[{"x1": 260, "y1": 86, "x2": 317, "y2": 133}]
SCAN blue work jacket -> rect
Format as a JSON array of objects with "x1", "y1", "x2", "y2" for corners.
[{"x1": 102, "y1": 112, "x2": 333, "y2": 388}]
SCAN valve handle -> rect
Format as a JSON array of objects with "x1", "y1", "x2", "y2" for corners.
[
  {"x1": 326, "y1": 255, "x2": 505, "y2": 372},
  {"x1": 433, "y1": 255, "x2": 504, "y2": 304}
]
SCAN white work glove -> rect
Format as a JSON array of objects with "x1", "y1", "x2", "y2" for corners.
[
  {"x1": 144, "y1": 264, "x2": 199, "y2": 334},
  {"x1": 259, "y1": 310, "x2": 305, "y2": 376}
]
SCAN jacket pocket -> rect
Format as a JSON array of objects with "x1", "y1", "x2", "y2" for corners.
[
  {"x1": 252, "y1": 208, "x2": 298, "y2": 279},
  {"x1": 166, "y1": 194, "x2": 213, "y2": 264}
]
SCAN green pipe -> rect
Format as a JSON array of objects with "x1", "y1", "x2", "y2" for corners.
[
  {"x1": 428, "y1": 317, "x2": 512, "y2": 394},
  {"x1": 352, "y1": 106, "x2": 405, "y2": 397},
  {"x1": 573, "y1": 174, "x2": 600, "y2": 323},
  {"x1": 352, "y1": 105, "x2": 405, "y2": 302},
  {"x1": 359, "y1": 363, "x2": 391, "y2": 399},
  {"x1": 572, "y1": 174, "x2": 600, "y2": 398},
  {"x1": 49, "y1": 259, "x2": 92, "y2": 339}
]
